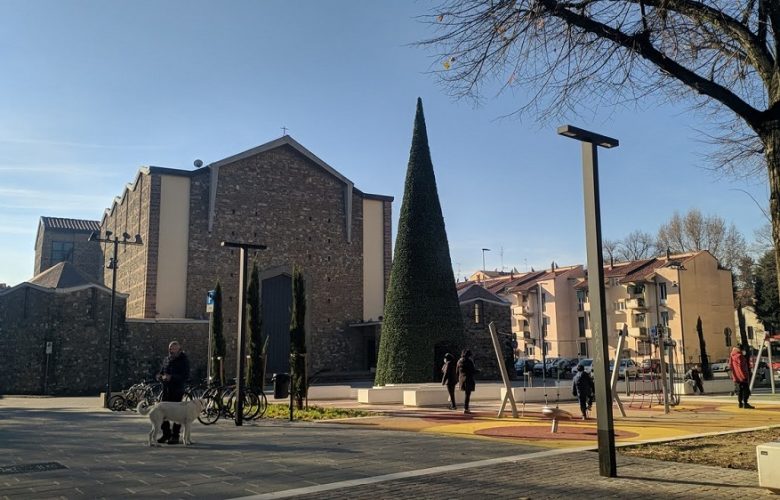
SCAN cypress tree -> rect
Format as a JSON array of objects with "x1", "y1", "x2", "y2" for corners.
[
  {"x1": 696, "y1": 316, "x2": 712, "y2": 380},
  {"x1": 246, "y1": 260, "x2": 264, "y2": 391},
  {"x1": 290, "y1": 265, "x2": 307, "y2": 409},
  {"x1": 737, "y1": 305, "x2": 749, "y2": 350},
  {"x1": 374, "y1": 98, "x2": 465, "y2": 385},
  {"x1": 210, "y1": 282, "x2": 226, "y2": 385}
]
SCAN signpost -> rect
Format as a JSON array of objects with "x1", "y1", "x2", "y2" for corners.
[{"x1": 206, "y1": 290, "x2": 215, "y2": 383}]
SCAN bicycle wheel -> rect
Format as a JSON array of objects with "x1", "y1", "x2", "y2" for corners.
[
  {"x1": 253, "y1": 392, "x2": 268, "y2": 419},
  {"x1": 198, "y1": 395, "x2": 221, "y2": 425},
  {"x1": 108, "y1": 394, "x2": 126, "y2": 411},
  {"x1": 226, "y1": 391, "x2": 255, "y2": 420}
]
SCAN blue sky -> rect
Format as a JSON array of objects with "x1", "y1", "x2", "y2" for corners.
[{"x1": 0, "y1": 0, "x2": 769, "y2": 286}]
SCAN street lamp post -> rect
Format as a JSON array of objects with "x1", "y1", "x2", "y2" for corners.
[
  {"x1": 89, "y1": 230, "x2": 143, "y2": 408},
  {"x1": 481, "y1": 248, "x2": 491, "y2": 272},
  {"x1": 557, "y1": 124, "x2": 619, "y2": 478},
  {"x1": 670, "y1": 263, "x2": 688, "y2": 372},
  {"x1": 221, "y1": 241, "x2": 267, "y2": 426}
]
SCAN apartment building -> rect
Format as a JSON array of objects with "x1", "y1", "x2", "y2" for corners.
[{"x1": 465, "y1": 251, "x2": 735, "y2": 368}]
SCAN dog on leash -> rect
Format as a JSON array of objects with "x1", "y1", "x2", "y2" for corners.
[{"x1": 137, "y1": 399, "x2": 204, "y2": 446}]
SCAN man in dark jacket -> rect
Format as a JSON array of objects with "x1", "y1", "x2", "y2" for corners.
[
  {"x1": 157, "y1": 340, "x2": 190, "y2": 444},
  {"x1": 572, "y1": 364, "x2": 595, "y2": 420}
]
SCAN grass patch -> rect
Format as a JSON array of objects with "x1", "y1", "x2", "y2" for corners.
[
  {"x1": 620, "y1": 427, "x2": 780, "y2": 471},
  {"x1": 264, "y1": 403, "x2": 369, "y2": 421}
]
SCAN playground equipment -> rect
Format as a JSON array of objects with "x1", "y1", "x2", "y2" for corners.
[{"x1": 749, "y1": 333, "x2": 779, "y2": 394}]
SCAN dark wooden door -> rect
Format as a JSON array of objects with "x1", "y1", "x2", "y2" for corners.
[{"x1": 261, "y1": 274, "x2": 292, "y2": 376}]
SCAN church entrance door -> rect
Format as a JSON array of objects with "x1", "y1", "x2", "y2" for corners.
[{"x1": 261, "y1": 274, "x2": 292, "y2": 377}]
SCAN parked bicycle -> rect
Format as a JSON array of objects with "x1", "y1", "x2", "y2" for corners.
[{"x1": 195, "y1": 379, "x2": 268, "y2": 425}]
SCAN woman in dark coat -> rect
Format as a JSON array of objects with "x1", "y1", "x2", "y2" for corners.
[
  {"x1": 441, "y1": 353, "x2": 457, "y2": 410},
  {"x1": 456, "y1": 349, "x2": 476, "y2": 414}
]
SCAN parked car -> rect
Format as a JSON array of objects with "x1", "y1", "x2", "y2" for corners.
[
  {"x1": 609, "y1": 359, "x2": 639, "y2": 379},
  {"x1": 533, "y1": 358, "x2": 558, "y2": 377},
  {"x1": 710, "y1": 358, "x2": 730, "y2": 372},
  {"x1": 515, "y1": 358, "x2": 538, "y2": 376},
  {"x1": 550, "y1": 358, "x2": 577, "y2": 379},
  {"x1": 640, "y1": 358, "x2": 661, "y2": 374},
  {"x1": 572, "y1": 358, "x2": 594, "y2": 375}
]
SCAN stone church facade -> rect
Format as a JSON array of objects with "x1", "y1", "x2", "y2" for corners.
[{"x1": 99, "y1": 136, "x2": 393, "y2": 377}]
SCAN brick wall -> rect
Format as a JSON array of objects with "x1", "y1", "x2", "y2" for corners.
[
  {"x1": 101, "y1": 172, "x2": 154, "y2": 318},
  {"x1": 34, "y1": 229, "x2": 103, "y2": 282},
  {"x1": 184, "y1": 145, "x2": 367, "y2": 376}
]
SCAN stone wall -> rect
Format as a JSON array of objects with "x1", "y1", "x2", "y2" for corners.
[
  {"x1": 119, "y1": 319, "x2": 209, "y2": 386},
  {"x1": 0, "y1": 284, "x2": 208, "y2": 396},
  {"x1": 0, "y1": 285, "x2": 124, "y2": 395},
  {"x1": 460, "y1": 300, "x2": 514, "y2": 380}
]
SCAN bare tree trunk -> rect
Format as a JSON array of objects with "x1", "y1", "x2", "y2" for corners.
[{"x1": 763, "y1": 123, "x2": 780, "y2": 314}]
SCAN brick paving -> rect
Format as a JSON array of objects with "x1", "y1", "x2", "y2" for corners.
[{"x1": 0, "y1": 397, "x2": 773, "y2": 499}]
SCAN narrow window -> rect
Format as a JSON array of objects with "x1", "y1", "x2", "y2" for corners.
[{"x1": 474, "y1": 302, "x2": 482, "y2": 324}]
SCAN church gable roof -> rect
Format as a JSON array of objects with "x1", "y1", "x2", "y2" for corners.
[
  {"x1": 208, "y1": 135, "x2": 354, "y2": 188},
  {"x1": 41, "y1": 216, "x2": 100, "y2": 232},
  {"x1": 458, "y1": 283, "x2": 510, "y2": 306}
]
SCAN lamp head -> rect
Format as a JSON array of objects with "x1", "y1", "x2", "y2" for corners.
[{"x1": 557, "y1": 124, "x2": 619, "y2": 148}]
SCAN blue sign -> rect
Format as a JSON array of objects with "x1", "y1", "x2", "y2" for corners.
[{"x1": 206, "y1": 290, "x2": 216, "y2": 312}]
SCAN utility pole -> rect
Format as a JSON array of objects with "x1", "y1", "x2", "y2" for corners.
[{"x1": 89, "y1": 231, "x2": 143, "y2": 409}]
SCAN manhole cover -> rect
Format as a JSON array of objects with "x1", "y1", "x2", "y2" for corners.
[{"x1": 0, "y1": 462, "x2": 67, "y2": 475}]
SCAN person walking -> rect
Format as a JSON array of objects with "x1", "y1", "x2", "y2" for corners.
[
  {"x1": 157, "y1": 340, "x2": 190, "y2": 444},
  {"x1": 572, "y1": 364, "x2": 595, "y2": 420},
  {"x1": 685, "y1": 364, "x2": 705, "y2": 394},
  {"x1": 441, "y1": 353, "x2": 457, "y2": 410},
  {"x1": 728, "y1": 345, "x2": 754, "y2": 409},
  {"x1": 456, "y1": 349, "x2": 476, "y2": 414}
]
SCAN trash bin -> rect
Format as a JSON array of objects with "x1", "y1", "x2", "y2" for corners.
[{"x1": 273, "y1": 373, "x2": 290, "y2": 399}]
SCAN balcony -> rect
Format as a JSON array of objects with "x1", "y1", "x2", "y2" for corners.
[
  {"x1": 583, "y1": 301, "x2": 591, "y2": 312},
  {"x1": 514, "y1": 305, "x2": 533, "y2": 316},
  {"x1": 626, "y1": 298, "x2": 647, "y2": 310},
  {"x1": 627, "y1": 326, "x2": 649, "y2": 338}
]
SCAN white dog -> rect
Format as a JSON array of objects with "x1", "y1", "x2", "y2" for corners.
[{"x1": 137, "y1": 399, "x2": 204, "y2": 447}]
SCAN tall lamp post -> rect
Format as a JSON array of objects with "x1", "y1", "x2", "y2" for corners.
[
  {"x1": 221, "y1": 241, "x2": 267, "y2": 426},
  {"x1": 89, "y1": 230, "x2": 143, "y2": 408},
  {"x1": 670, "y1": 262, "x2": 688, "y2": 371},
  {"x1": 557, "y1": 124, "x2": 619, "y2": 478},
  {"x1": 481, "y1": 248, "x2": 491, "y2": 272}
]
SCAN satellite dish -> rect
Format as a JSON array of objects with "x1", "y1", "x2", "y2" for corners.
[{"x1": 194, "y1": 159, "x2": 203, "y2": 168}]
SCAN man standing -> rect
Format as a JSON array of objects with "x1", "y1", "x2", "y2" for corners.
[
  {"x1": 157, "y1": 341, "x2": 190, "y2": 444},
  {"x1": 728, "y1": 345, "x2": 754, "y2": 409}
]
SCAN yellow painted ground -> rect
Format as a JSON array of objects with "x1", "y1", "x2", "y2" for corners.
[{"x1": 334, "y1": 399, "x2": 780, "y2": 449}]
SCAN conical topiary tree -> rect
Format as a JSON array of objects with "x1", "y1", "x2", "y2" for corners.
[
  {"x1": 696, "y1": 316, "x2": 712, "y2": 380},
  {"x1": 210, "y1": 281, "x2": 226, "y2": 385},
  {"x1": 290, "y1": 265, "x2": 307, "y2": 409},
  {"x1": 374, "y1": 98, "x2": 465, "y2": 385},
  {"x1": 246, "y1": 260, "x2": 264, "y2": 391}
]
